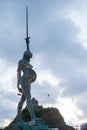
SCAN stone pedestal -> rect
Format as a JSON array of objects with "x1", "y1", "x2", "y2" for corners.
[{"x1": 10, "y1": 119, "x2": 49, "y2": 130}]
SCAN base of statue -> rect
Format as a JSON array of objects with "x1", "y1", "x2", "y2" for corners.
[{"x1": 10, "y1": 119, "x2": 49, "y2": 130}]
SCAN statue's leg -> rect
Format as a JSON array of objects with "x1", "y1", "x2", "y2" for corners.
[
  {"x1": 16, "y1": 94, "x2": 26, "y2": 123},
  {"x1": 23, "y1": 83, "x2": 36, "y2": 121},
  {"x1": 26, "y1": 92, "x2": 36, "y2": 121}
]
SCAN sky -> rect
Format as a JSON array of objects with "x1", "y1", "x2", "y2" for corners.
[{"x1": 0, "y1": 0, "x2": 87, "y2": 128}]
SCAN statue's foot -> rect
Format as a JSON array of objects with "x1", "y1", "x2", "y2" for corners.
[
  {"x1": 28, "y1": 120, "x2": 36, "y2": 126},
  {"x1": 28, "y1": 117, "x2": 44, "y2": 126}
]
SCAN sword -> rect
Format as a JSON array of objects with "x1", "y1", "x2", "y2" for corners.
[{"x1": 25, "y1": 6, "x2": 30, "y2": 51}]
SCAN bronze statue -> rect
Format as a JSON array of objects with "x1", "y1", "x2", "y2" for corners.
[{"x1": 16, "y1": 6, "x2": 37, "y2": 125}]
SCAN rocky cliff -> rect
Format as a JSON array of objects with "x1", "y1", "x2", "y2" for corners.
[{"x1": 4, "y1": 106, "x2": 76, "y2": 130}]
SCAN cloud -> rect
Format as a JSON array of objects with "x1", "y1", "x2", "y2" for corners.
[
  {"x1": 0, "y1": 0, "x2": 87, "y2": 127},
  {"x1": 29, "y1": 1, "x2": 87, "y2": 125}
]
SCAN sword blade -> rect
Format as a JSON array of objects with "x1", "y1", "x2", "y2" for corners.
[{"x1": 26, "y1": 5, "x2": 28, "y2": 38}]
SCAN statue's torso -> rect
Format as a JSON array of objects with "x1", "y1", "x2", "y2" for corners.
[{"x1": 18, "y1": 59, "x2": 36, "y2": 83}]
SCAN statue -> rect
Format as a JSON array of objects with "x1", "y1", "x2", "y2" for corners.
[
  {"x1": 16, "y1": 50, "x2": 37, "y2": 124},
  {"x1": 11, "y1": 6, "x2": 49, "y2": 130},
  {"x1": 16, "y1": 6, "x2": 37, "y2": 125}
]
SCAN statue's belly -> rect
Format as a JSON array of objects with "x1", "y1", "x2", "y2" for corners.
[{"x1": 24, "y1": 68, "x2": 37, "y2": 83}]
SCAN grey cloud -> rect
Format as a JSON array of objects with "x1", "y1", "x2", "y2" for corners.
[
  {"x1": 74, "y1": 93, "x2": 87, "y2": 120},
  {"x1": 32, "y1": 82, "x2": 60, "y2": 105},
  {"x1": 0, "y1": 96, "x2": 17, "y2": 119},
  {"x1": 0, "y1": 0, "x2": 87, "y2": 125}
]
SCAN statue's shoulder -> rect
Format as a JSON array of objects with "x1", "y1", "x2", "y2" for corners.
[
  {"x1": 18, "y1": 59, "x2": 24, "y2": 69},
  {"x1": 18, "y1": 59, "x2": 24, "y2": 65}
]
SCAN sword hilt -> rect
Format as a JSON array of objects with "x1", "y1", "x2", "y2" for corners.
[{"x1": 25, "y1": 36, "x2": 30, "y2": 51}]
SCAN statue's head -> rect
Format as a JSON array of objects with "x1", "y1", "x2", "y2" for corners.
[{"x1": 23, "y1": 50, "x2": 32, "y2": 61}]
